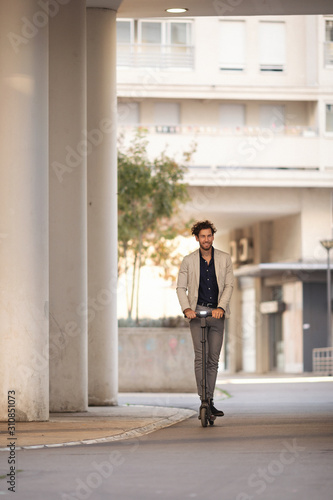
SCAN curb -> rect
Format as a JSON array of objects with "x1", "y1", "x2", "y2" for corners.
[{"x1": 0, "y1": 408, "x2": 196, "y2": 452}]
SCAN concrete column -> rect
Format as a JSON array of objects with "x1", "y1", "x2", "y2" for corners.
[
  {"x1": 241, "y1": 278, "x2": 257, "y2": 373},
  {"x1": 49, "y1": 1, "x2": 88, "y2": 411},
  {"x1": 87, "y1": 8, "x2": 118, "y2": 405},
  {"x1": 0, "y1": 0, "x2": 49, "y2": 421},
  {"x1": 253, "y1": 222, "x2": 270, "y2": 373}
]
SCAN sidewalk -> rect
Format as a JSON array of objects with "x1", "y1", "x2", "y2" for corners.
[{"x1": 0, "y1": 404, "x2": 196, "y2": 451}]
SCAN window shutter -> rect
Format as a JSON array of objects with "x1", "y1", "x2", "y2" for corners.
[
  {"x1": 219, "y1": 21, "x2": 245, "y2": 71},
  {"x1": 259, "y1": 22, "x2": 286, "y2": 71}
]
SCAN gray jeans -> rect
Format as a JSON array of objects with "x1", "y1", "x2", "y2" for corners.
[{"x1": 190, "y1": 305, "x2": 225, "y2": 400}]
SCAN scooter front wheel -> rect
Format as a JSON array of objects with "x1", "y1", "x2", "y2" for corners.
[{"x1": 200, "y1": 407, "x2": 208, "y2": 427}]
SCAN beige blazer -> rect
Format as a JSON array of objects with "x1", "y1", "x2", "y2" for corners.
[{"x1": 176, "y1": 248, "x2": 234, "y2": 319}]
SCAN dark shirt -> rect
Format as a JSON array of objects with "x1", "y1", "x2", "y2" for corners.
[{"x1": 198, "y1": 247, "x2": 219, "y2": 307}]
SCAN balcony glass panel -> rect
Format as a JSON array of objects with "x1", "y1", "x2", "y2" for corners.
[{"x1": 117, "y1": 44, "x2": 194, "y2": 69}]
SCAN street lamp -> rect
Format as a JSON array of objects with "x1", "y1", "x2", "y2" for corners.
[{"x1": 320, "y1": 239, "x2": 333, "y2": 347}]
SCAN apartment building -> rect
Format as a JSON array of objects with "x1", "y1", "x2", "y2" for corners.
[{"x1": 117, "y1": 15, "x2": 333, "y2": 374}]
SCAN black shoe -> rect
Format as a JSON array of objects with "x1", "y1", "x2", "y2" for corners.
[{"x1": 210, "y1": 400, "x2": 224, "y2": 417}]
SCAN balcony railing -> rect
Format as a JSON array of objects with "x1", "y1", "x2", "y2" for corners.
[
  {"x1": 118, "y1": 124, "x2": 318, "y2": 137},
  {"x1": 117, "y1": 125, "x2": 333, "y2": 184},
  {"x1": 324, "y1": 41, "x2": 333, "y2": 66},
  {"x1": 117, "y1": 43, "x2": 195, "y2": 70}
]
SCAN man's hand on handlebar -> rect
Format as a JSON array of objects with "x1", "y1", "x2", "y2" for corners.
[
  {"x1": 183, "y1": 308, "x2": 197, "y2": 319},
  {"x1": 212, "y1": 308, "x2": 224, "y2": 319}
]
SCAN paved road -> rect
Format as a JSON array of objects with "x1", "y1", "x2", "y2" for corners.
[{"x1": 1, "y1": 377, "x2": 333, "y2": 500}]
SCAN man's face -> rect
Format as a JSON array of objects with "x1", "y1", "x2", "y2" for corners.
[{"x1": 195, "y1": 228, "x2": 214, "y2": 251}]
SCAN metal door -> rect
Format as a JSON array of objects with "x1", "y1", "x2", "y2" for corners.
[{"x1": 303, "y1": 282, "x2": 327, "y2": 372}]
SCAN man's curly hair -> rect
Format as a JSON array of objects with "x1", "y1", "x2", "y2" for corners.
[{"x1": 191, "y1": 220, "x2": 217, "y2": 237}]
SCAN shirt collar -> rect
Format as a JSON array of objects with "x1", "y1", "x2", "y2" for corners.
[{"x1": 199, "y1": 246, "x2": 214, "y2": 260}]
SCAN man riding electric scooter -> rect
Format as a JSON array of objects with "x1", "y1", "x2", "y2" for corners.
[{"x1": 176, "y1": 220, "x2": 234, "y2": 422}]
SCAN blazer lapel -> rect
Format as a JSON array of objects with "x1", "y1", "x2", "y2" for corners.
[
  {"x1": 214, "y1": 249, "x2": 221, "y2": 278},
  {"x1": 193, "y1": 249, "x2": 200, "y2": 290}
]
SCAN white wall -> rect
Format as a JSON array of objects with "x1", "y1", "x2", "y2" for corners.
[
  {"x1": 270, "y1": 214, "x2": 302, "y2": 262},
  {"x1": 300, "y1": 188, "x2": 332, "y2": 261}
]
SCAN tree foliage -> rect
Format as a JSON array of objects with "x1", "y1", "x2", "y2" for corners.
[{"x1": 118, "y1": 130, "x2": 194, "y2": 323}]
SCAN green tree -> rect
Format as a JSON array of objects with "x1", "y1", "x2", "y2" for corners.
[{"x1": 118, "y1": 131, "x2": 194, "y2": 323}]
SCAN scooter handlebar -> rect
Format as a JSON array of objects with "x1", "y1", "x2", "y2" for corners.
[{"x1": 195, "y1": 311, "x2": 212, "y2": 318}]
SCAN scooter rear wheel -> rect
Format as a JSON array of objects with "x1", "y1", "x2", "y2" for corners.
[{"x1": 200, "y1": 407, "x2": 208, "y2": 427}]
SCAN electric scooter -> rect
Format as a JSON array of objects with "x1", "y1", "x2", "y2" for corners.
[{"x1": 196, "y1": 310, "x2": 216, "y2": 427}]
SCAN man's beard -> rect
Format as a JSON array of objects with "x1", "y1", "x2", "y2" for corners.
[{"x1": 200, "y1": 241, "x2": 212, "y2": 251}]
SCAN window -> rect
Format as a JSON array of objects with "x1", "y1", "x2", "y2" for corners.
[
  {"x1": 117, "y1": 20, "x2": 134, "y2": 66},
  {"x1": 169, "y1": 22, "x2": 192, "y2": 54},
  {"x1": 171, "y1": 22, "x2": 187, "y2": 45},
  {"x1": 117, "y1": 19, "x2": 194, "y2": 69},
  {"x1": 118, "y1": 102, "x2": 140, "y2": 126},
  {"x1": 259, "y1": 22, "x2": 286, "y2": 72},
  {"x1": 259, "y1": 105, "x2": 285, "y2": 131},
  {"x1": 138, "y1": 20, "x2": 192, "y2": 52},
  {"x1": 325, "y1": 19, "x2": 333, "y2": 66},
  {"x1": 326, "y1": 104, "x2": 333, "y2": 132},
  {"x1": 140, "y1": 21, "x2": 162, "y2": 46},
  {"x1": 219, "y1": 104, "x2": 245, "y2": 131},
  {"x1": 326, "y1": 19, "x2": 333, "y2": 42},
  {"x1": 219, "y1": 21, "x2": 245, "y2": 71},
  {"x1": 117, "y1": 20, "x2": 133, "y2": 44}
]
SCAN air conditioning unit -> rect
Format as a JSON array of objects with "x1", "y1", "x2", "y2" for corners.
[{"x1": 239, "y1": 237, "x2": 253, "y2": 263}]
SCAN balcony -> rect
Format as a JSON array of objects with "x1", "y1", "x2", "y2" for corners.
[
  {"x1": 117, "y1": 43, "x2": 195, "y2": 70},
  {"x1": 118, "y1": 125, "x2": 333, "y2": 187}
]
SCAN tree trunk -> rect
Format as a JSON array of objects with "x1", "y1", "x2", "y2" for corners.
[
  {"x1": 129, "y1": 251, "x2": 137, "y2": 320},
  {"x1": 135, "y1": 233, "x2": 143, "y2": 325},
  {"x1": 123, "y1": 242, "x2": 131, "y2": 318}
]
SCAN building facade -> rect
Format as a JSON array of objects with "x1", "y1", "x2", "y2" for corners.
[{"x1": 117, "y1": 14, "x2": 333, "y2": 374}]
